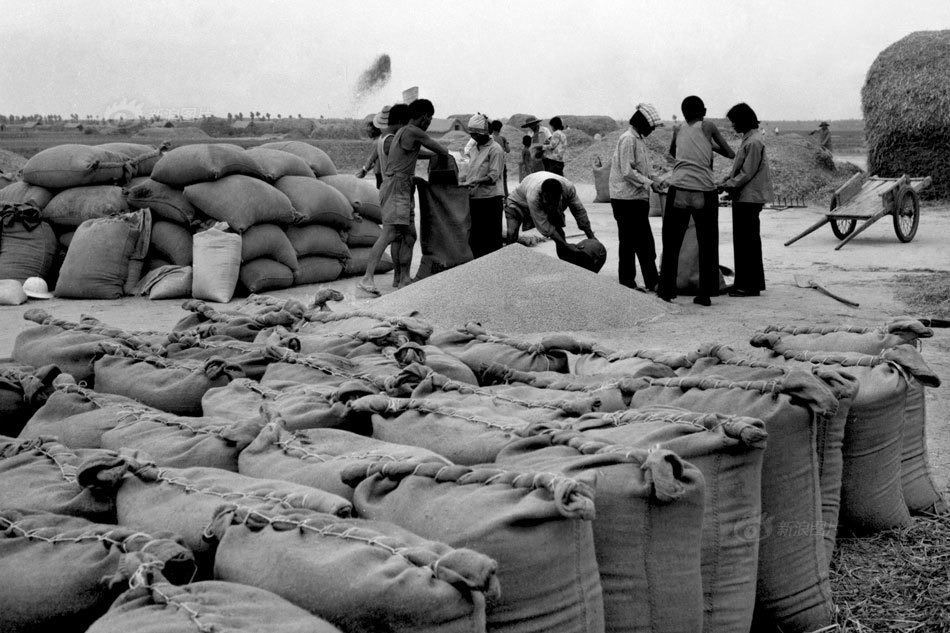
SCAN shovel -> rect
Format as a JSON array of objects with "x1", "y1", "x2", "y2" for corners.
[{"x1": 794, "y1": 274, "x2": 860, "y2": 308}]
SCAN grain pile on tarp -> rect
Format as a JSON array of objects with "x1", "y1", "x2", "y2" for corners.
[
  {"x1": 863, "y1": 29, "x2": 950, "y2": 199},
  {"x1": 371, "y1": 243, "x2": 667, "y2": 332}
]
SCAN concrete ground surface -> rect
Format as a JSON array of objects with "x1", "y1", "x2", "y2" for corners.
[{"x1": 2, "y1": 182, "x2": 948, "y2": 494}]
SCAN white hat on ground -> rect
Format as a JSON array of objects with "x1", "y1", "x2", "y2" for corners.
[{"x1": 22, "y1": 276, "x2": 54, "y2": 299}]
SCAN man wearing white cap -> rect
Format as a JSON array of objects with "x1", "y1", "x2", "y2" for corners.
[
  {"x1": 608, "y1": 102, "x2": 667, "y2": 291},
  {"x1": 460, "y1": 113, "x2": 505, "y2": 258}
]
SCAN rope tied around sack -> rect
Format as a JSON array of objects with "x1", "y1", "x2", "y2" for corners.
[
  {"x1": 0, "y1": 436, "x2": 83, "y2": 482},
  {"x1": 21, "y1": 309, "x2": 162, "y2": 353},
  {"x1": 302, "y1": 308, "x2": 433, "y2": 339},
  {"x1": 207, "y1": 505, "x2": 497, "y2": 593},
  {"x1": 350, "y1": 394, "x2": 529, "y2": 434},
  {"x1": 414, "y1": 370, "x2": 598, "y2": 414},
  {"x1": 0, "y1": 202, "x2": 44, "y2": 251},
  {"x1": 271, "y1": 348, "x2": 390, "y2": 390},
  {"x1": 0, "y1": 514, "x2": 157, "y2": 552},
  {"x1": 273, "y1": 430, "x2": 425, "y2": 467}
]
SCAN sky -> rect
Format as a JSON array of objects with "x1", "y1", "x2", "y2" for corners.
[{"x1": 2, "y1": 0, "x2": 949, "y2": 123}]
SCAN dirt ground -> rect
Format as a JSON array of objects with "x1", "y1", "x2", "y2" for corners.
[{"x1": 2, "y1": 182, "x2": 948, "y2": 494}]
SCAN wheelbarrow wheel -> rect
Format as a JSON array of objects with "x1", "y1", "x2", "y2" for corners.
[
  {"x1": 828, "y1": 198, "x2": 856, "y2": 239},
  {"x1": 893, "y1": 187, "x2": 919, "y2": 242}
]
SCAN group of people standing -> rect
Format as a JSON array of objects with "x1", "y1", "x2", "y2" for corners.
[
  {"x1": 608, "y1": 96, "x2": 773, "y2": 306},
  {"x1": 354, "y1": 95, "x2": 774, "y2": 307}
]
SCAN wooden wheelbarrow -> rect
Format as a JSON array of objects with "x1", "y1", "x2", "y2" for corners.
[{"x1": 784, "y1": 173, "x2": 931, "y2": 250}]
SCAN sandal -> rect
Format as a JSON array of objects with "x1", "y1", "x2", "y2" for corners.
[{"x1": 357, "y1": 281, "x2": 381, "y2": 297}]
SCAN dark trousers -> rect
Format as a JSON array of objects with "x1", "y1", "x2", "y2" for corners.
[
  {"x1": 610, "y1": 198, "x2": 658, "y2": 290},
  {"x1": 732, "y1": 202, "x2": 766, "y2": 291},
  {"x1": 657, "y1": 187, "x2": 720, "y2": 298},
  {"x1": 542, "y1": 158, "x2": 564, "y2": 176},
  {"x1": 469, "y1": 196, "x2": 503, "y2": 259}
]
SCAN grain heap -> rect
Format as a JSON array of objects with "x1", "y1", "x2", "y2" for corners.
[
  {"x1": 371, "y1": 243, "x2": 668, "y2": 332},
  {"x1": 862, "y1": 29, "x2": 950, "y2": 199}
]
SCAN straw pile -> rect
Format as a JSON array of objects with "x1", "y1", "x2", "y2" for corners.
[
  {"x1": 862, "y1": 30, "x2": 950, "y2": 199},
  {"x1": 371, "y1": 243, "x2": 667, "y2": 333},
  {"x1": 0, "y1": 149, "x2": 26, "y2": 174}
]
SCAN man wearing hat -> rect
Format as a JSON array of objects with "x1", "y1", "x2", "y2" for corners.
[
  {"x1": 460, "y1": 113, "x2": 506, "y2": 258},
  {"x1": 809, "y1": 121, "x2": 833, "y2": 152},
  {"x1": 521, "y1": 116, "x2": 551, "y2": 175}
]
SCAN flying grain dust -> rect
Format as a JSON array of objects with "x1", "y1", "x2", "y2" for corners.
[{"x1": 353, "y1": 54, "x2": 392, "y2": 101}]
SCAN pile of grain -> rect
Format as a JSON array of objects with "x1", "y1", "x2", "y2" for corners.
[
  {"x1": 566, "y1": 126, "x2": 861, "y2": 201},
  {"x1": 862, "y1": 29, "x2": 950, "y2": 199},
  {"x1": 371, "y1": 243, "x2": 667, "y2": 333}
]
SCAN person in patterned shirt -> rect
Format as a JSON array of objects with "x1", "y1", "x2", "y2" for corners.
[{"x1": 541, "y1": 116, "x2": 567, "y2": 175}]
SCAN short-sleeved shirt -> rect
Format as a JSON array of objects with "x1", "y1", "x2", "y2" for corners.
[
  {"x1": 670, "y1": 121, "x2": 715, "y2": 192},
  {"x1": 543, "y1": 129, "x2": 567, "y2": 163},
  {"x1": 508, "y1": 171, "x2": 593, "y2": 238},
  {"x1": 467, "y1": 140, "x2": 505, "y2": 199}
]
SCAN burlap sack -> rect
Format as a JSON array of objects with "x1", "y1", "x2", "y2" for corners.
[
  {"x1": 184, "y1": 175, "x2": 297, "y2": 233},
  {"x1": 12, "y1": 308, "x2": 161, "y2": 384},
  {"x1": 558, "y1": 406, "x2": 768, "y2": 633},
  {"x1": 172, "y1": 298, "x2": 300, "y2": 341},
  {"x1": 164, "y1": 337, "x2": 274, "y2": 381},
  {"x1": 755, "y1": 318, "x2": 933, "y2": 354},
  {"x1": 496, "y1": 431, "x2": 706, "y2": 633},
  {"x1": 43, "y1": 185, "x2": 129, "y2": 227},
  {"x1": 429, "y1": 323, "x2": 572, "y2": 376},
  {"x1": 0, "y1": 436, "x2": 118, "y2": 521},
  {"x1": 274, "y1": 176, "x2": 353, "y2": 229},
  {"x1": 622, "y1": 371, "x2": 840, "y2": 633},
  {"x1": 93, "y1": 345, "x2": 243, "y2": 416},
  {"x1": 209, "y1": 505, "x2": 497, "y2": 633},
  {"x1": 241, "y1": 223, "x2": 299, "y2": 271},
  {"x1": 244, "y1": 146, "x2": 316, "y2": 182},
  {"x1": 345, "y1": 460, "x2": 603, "y2": 633},
  {"x1": 414, "y1": 177, "x2": 473, "y2": 280},
  {"x1": 239, "y1": 258, "x2": 295, "y2": 293},
  {"x1": 0, "y1": 181, "x2": 54, "y2": 210},
  {"x1": 319, "y1": 174, "x2": 382, "y2": 222},
  {"x1": 239, "y1": 421, "x2": 452, "y2": 502},
  {"x1": 22, "y1": 144, "x2": 130, "y2": 189},
  {"x1": 99, "y1": 404, "x2": 262, "y2": 471},
  {"x1": 261, "y1": 344, "x2": 409, "y2": 392},
  {"x1": 343, "y1": 245, "x2": 394, "y2": 275},
  {"x1": 259, "y1": 140, "x2": 337, "y2": 177},
  {"x1": 345, "y1": 213, "x2": 382, "y2": 246},
  {"x1": 0, "y1": 510, "x2": 193, "y2": 633},
  {"x1": 0, "y1": 363, "x2": 62, "y2": 437},
  {"x1": 573, "y1": 345, "x2": 691, "y2": 376},
  {"x1": 286, "y1": 223, "x2": 349, "y2": 258},
  {"x1": 77, "y1": 452, "x2": 351, "y2": 575},
  {"x1": 86, "y1": 572, "x2": 343, "y2": 633},
  {"x1": 296, "y1": 308, "x2": 434, "y2": 340},
  {"x1": 123, "y1": 178, "x2": 198, "y2": 226},
  {"x1": 149, "y1": 220, "x2": 192, "y2": 265},
  {"x1": 96, "y1": 142, "x2": 165, "y2": 177},
  {"x1": 0, "y1": 203, "x2": 58, "y2": 282},
  {"x1": 294, "y1": 255, "x2": 345, "y2": 285},
  {"x1": 192, "y1": 226, "x2": 242, "y2": 302},
  {"x1": 681, "y1": 343, "x2": 860, "y2": 563},
  {"x1": 150, "y1": 143, "x2": 265, "y2": 187}
]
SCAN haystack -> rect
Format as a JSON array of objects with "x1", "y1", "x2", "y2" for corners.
[
  {"x1": 371, "y1": 244, "x2": 668, "y2": 333},
  {"x1": 862, "y1": 30, "x2": 950, "y2": 198}
]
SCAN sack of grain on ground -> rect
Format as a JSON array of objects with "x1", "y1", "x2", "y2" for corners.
[
  {"x1": 184, "y1": 175, "x2": 297, "y2": 233},
  {"x1": 0, "y1": 436, "x2": 119, "y2": 522},
  {"x1": 0, "y1": 181, "x2": 54, "y2": 210},
  {"x1": 148, "y1": 220, "x2": 192, "y2": 265},
  {"x1": 123, "y1": 177, "x2": 198, "y2": 226},
  {"x1": 239, "y1": 257, "x2": 296, "y2": 293},
  {"x1": 756, "y1": 318, "x2": 934, "y2": 355},
  {"x1": 54, "y1": 208, "x2": 151, "y2": 299},
  {"x1": 260, "y1": 345, "x2": 405, "y2": 391},
  {"x1": 559, "y1": 406, "x2": 768, "y2": 633},
  {"x1": 572, "y1": 345, "x2": 691, "y2": 377},
  {"x1": 258, "y1": 140, "x2": 337, "y2": 177},
  {"x1": 346, "y1": 460, "x2": 603, "y2": 633},
  {"x1": 293, "y1": 255, "x2": 346, "y2": 285},
  {"x1": 150, "y1": 143, "x2": 265, "y2": 187},
  {"x1": 77, "y1": 452, "x2": 352, "y2": 576},
  {"x1": 592, "y1": 156, "x2": 610, "y2": 203},
  {"x1": 285, "y1": 223, "x2": 349, "y2": 259},
  {"x1": 0, "y1": 204, "x2": 58, "y2": 282},
  {"x1": 753, "y1": 338, "x2": 944, "y2": 524},
  {"x1": 42, "y1": 185, "x2": 130, "y2": 227},
  {"x1": 207, "y1": 504, "x2": 497, "y2": 633},
  {"x1": 164, "y1": 339, "x2": 273, "y2": 382},
  {"x1": 241, "y1": 223, "x2": 300, "y2": 272},
  {"x1": 21, "y1": 144, "x2": 131, "y2": 189},
  {"x1": 85, "y1": 570, "x2": 344, "y2": 633},
  {"x1": 681, "y1": 343, "x2": 860, "y2": 564},
  {"x1": 172, "y1": 298, "x2": 299, "y2": 341},
  {"x1": 12, "y1": 309, "x2": 160, "y2": 384},
  {"x1": 342, "y1": 245, "x2": 394, "y2": 275},
  {"x1": 497, "y1": 431, "x2": 706, "y2": 633},
  {"x1": 622, "y1": 371, "x2": 840, "y2": 633},
  {"x1": 0, "y1": 509, "x2": 194, "y2": 633},
  {"x1": 93, "y1": 345, "x2": 242, "y2": 417},
  {"x1": 239, "y1": 421, "x2": 451, "y2": 502},
  {"x1": 191, "y1": 226, "x2": 242, "y2": 302},
  {"x1": 429, "y1": 323, "x2": 572, "y2": 377},
  {"x1": 96, "y1": 142, "x2": 165, "y2": 177},
  {"x1": 274, "y1": 175, "x2": 353, "y2": 229},
  {"x1": 130, "y1": 264, "x2": 193, "y2": 300},
  {"x1": 319, "y1": 174, "x2": 382, "y2": 223},
  {"x1": 0, "y1": 363, "x2": 62, "y2": 437},
  {"x1": 201, "y1": 378, "x2": 362, "y2": 429},
  {"x1": 344, "y1": 213, "x2": 382, "y2": 246},
  {"x1": 241, "y1": 146, "x2": 312, "y2": 181}
]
